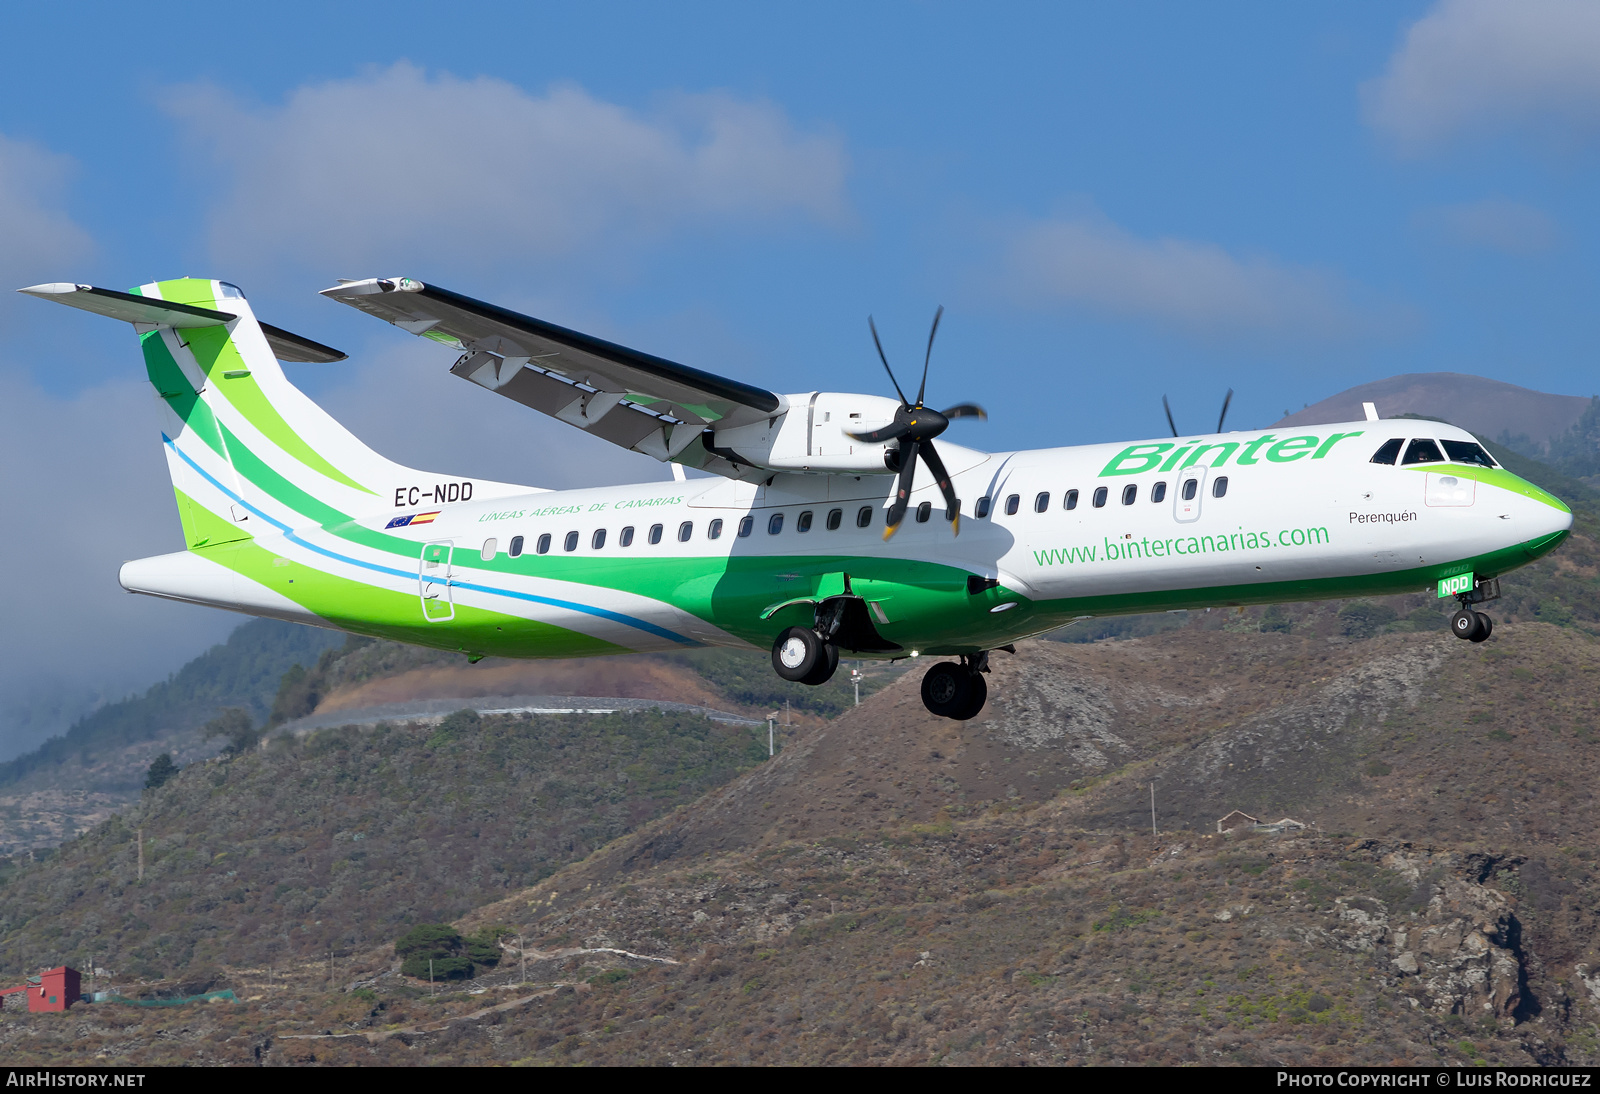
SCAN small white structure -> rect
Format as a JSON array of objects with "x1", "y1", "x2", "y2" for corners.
[{"x1": 1216, "y1": 810, "x2": 1258, "y2": 833}]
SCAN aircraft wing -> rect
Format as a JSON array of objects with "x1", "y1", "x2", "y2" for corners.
[{"x1": 320, "y1": 278, "x2": 782, "y2": 465}]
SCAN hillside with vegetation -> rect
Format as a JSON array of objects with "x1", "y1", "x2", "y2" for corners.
[{"x1": 0, "y1": 619, "x2": 1595, "y2": 1065}]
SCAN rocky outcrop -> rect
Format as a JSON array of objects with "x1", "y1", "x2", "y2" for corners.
[{"x1": 1361, "y1": 849, "x2": 1528, "y2": 1020}]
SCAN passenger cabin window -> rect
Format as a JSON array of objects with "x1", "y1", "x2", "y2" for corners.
[
  {"x1": 827, "y1": 508, "x2": 842, "y2": 530},
  {"x1": 536, "y1": 533, "x2": 551, "y2": 555},
  {"x1": 620, "y1": 526, "x2": 634, "y2": 547},
  {"x1": 1151, "y1": 482, "x2": 1167, "y2": 503},
  {"x1": 1182, "y1": 479, "x2": 1198, "y2": 501},
  {"x1": 509, "y1": 535, "x2": 524, "y2": 558},
  {"x1": 916, "y1": 501, "x2": 932, "y2": 523},
  {"x1": 481, "y1": 538, "x2": 497, "y2": 561},
  {"x1": 1092, "y1": 486, "x2": 1108, "y2": 508},
  {"x1": 738, "y1": 516, "x2": 754, "y2": 537},
  {"x1": 648, "y1": 523, "x2": 664, "y2": 545},
  {"x1": 1064, "y1": 489, "x2": 1079, "y2": 511},
  {"x1": 1401, "y1": 439, "x2": 1445, "y2": 465},
  {"x1": 592, "y1": 529, "x2": 606, "y2": 550},
  {"x1": 797, "y1": 510, "x2": 813, "y2": 533},
  {"x1": 857, "y1": 506, "x2": 874, "y2": 528},
  {"x1": 1442, "y1": 440, "x2": 1497, "y2": 468},
  {"x1": 709, "y1": 518, "x2": 724, "y2": 540},
  {"x1": 1370, "y1": 438, "x2": 1403, "y2": 465},
  {"x1": 975, "y1": 497, "x2": 992, "y2": 518},
  {"x1": 1034, "y1": 492, "x2": 1049, "y2": 513},
  {"x1": 678, "y1": 521, "x2": 693, "y2": 542},
  {"x1": 1121, "y1": 484, "x2": 1137, "y2": 506},
  {"x1": 769, "y1": 513, "x2": 784, "y2": 535},
  {"x1": 564, "y1": 531, "x2": 579, "y2": 552},
  {"x1": 1005, "y1": 494, "x2": 1020, "y2": 515},
  {"x1": 1213, "y1": 476, "x2": 1229, "y2": 498}
]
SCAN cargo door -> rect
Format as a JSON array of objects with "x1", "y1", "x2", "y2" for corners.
[{"x1": 419, "y1": 541, "x2": 454, "y2": 622}]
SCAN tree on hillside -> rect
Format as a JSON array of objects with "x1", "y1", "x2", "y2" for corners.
[
  {"x1": 395, "y1": 924, "x2": 473, "y2": 980},
  {"x1": 144, "y1": 753, "x2": 179, "y2": 790},
  {"x1": 202, "y1": 708, "x2": 261, "y2": 756}
]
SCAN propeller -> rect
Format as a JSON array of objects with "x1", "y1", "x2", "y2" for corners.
[
  {"x1": 849, "y1": 306, "x2": 986, "y2": 540},
  {"x1": 1159, "y1": 388, "x2": 1235, "y2": 436}
]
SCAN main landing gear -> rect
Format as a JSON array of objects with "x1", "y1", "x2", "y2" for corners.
[
  {"x1": 1449, "y1": 576, "x2": 1500, "y2": 644},
  {"x1": 771, "y1": 625, "x2": 840, "y2": 686},
  {"x1": 919, "y1": 654, "x2": 990, "y2": 721}
]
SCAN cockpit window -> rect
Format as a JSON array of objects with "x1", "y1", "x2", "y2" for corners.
[
  {"x1": 1401, "y1": 439, "x2": 1445, "y2": 465},
  {"x1": 1370, "y1": 438, "x2": 1403, "y2": 465},
  {"x1": 1441, "y1": 439, "x2": 1497, "y2": 468}
]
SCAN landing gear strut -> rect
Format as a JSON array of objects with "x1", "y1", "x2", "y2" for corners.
[
  {"x1": 1449, "y1": 576, "x2": 1499, "y2": 644},
  {"x1": 920, "y1": 653, "x2": 990, "y2": 720}
]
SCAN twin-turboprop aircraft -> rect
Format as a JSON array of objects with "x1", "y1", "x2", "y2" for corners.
[{"x1": 24, "y1": 277, "x2": 1574, "y2": 719}]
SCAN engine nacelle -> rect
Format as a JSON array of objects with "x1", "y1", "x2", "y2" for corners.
[{"x1": 709, "y1": 392, "x2": 904, "y2": 475}]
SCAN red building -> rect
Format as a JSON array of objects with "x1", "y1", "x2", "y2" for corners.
[{"x1": 0, "y1": 966, "x2": 81, "y2": 1012}]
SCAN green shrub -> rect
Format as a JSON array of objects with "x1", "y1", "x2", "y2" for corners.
[{"x1": 396, "y1": 924, "x2": 473, "y2": 979}]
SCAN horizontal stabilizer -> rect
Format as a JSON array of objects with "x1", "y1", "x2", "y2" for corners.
[
  {"x1": 19, "y1": 283, "x2": 234, "y2": 327},
  {"x1": 258, "y1": 322, "x2": 347, "y2": 363},
  {"x1": 19, "y1": 283, "x2": 346, "y2": 362}
]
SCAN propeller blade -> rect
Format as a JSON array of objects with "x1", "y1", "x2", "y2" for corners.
[
  {"x1": 868, "y1": 316, "x2": 909, "y2": 406},
  {"x1": 1216, "y1": 388, "x2": 1234, "y2": 433},
  {"x1": 1162, "y1": 395, "x2": 1178, "y2": 438},
  {"x1": 940, "y1": 403, "x2": 987, "y2": 421},
  {"x1": 882, "y1": 440, "x2": 919, "y2": 541},
  {"x1": 918, "y1": 440, "x2": 961, "y2": 536},
  {"x1": 915, "y1": 304, "x2": 943, "y2": 407},
  {"x1": 845, "y1": 421, "x2": 911, "y2": 444}
]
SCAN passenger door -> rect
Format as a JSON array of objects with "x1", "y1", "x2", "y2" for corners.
[{"x1": 1174, "y1": 465, "x2": 1207, "y2": 524}]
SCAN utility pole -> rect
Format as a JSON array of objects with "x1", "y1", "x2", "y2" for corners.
[
  {"x1": 137, "y1": 828, "x2": 144, "y2": 882},
  {"x1": 851, "y1": 665, "x2": 861, "y2": 707},
  {"x1": 1150, "y1": 782, "x2": 1157, "y2": 838},
  {"x1": 766, "y1": 712, "x2": 777, "y2": 757}
]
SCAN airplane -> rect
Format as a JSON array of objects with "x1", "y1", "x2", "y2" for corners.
[{"x1": 22, "y1": 277, "x2": 1574, "y2": 721}]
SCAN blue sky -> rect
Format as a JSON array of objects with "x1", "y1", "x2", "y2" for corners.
[{"x1": 3, "y1": 0, "x2": 1599, "y2": 755}]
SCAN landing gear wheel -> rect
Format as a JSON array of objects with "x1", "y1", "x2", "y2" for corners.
[
  {"x1": 951, "y1": 673, "x2": 988, "y2": 721},
  {"x1": 920, "y1": 661, "x2": 974, "y2": 719},
  {"x1": 772, "y1": 626, "x2": 824, "y2": 682},
  {"x1": 1469, "y1": 611, "x2": 1493, "y2": 644},
  {"x1": 1451, "y1": 610, "x2": 1478, "y2": 640},
  {"x1": 802, "y1": 640, "x2": 840, "y2": 685}
]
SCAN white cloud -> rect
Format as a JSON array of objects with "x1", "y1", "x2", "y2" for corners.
[
  {"x1": 0, "y1": 133, "x2": 94, "y2": 289},
  {"x1": 166, "y1": 62, "x2": 849, "y2": 271},
  {"x1": 1365, "y1": 0, "x2": 1600, "y2": 150},
  {"x1": 999, "y1": 212, "x2": 1369, "y2": 340},
  {"x1": 1416, "y1": 198, "x2": 1559, "y2": 254},
  {"x1": 0, "y1": 369, "x2": 236, "y2": 760}
]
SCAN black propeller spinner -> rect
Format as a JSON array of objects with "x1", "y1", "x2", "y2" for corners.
[
  {"x1": 1161, "y1": 388, "x2": 1234, "y2": 437},
  {"x1": 847, "y1": 306, "x2": 986, "y2": 539}
]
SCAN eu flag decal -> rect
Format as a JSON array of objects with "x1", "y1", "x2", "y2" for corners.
[{"x1": 385, "y1": 514, "x2": 414, "y2": 529}]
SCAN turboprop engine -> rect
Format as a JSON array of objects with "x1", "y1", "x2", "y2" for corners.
[{"x1": 704, "y1": 391, "x2": 908, "y2": 475}]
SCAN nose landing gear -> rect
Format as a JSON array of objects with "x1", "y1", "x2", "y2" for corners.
[
  {"x1": 1448, "y1": 576, "x2": 1500, "y2": 643},
  {"x1": 919, "y1": 653, "x2": 991, "y2": 720},
  {"x1": 1451, "y1": 609, "x2": 1493, "y2": 643}
]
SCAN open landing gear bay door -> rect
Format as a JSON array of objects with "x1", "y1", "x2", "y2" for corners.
[{"x1": 320, "y1": 278, "x2": 783, "y2": 476}]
